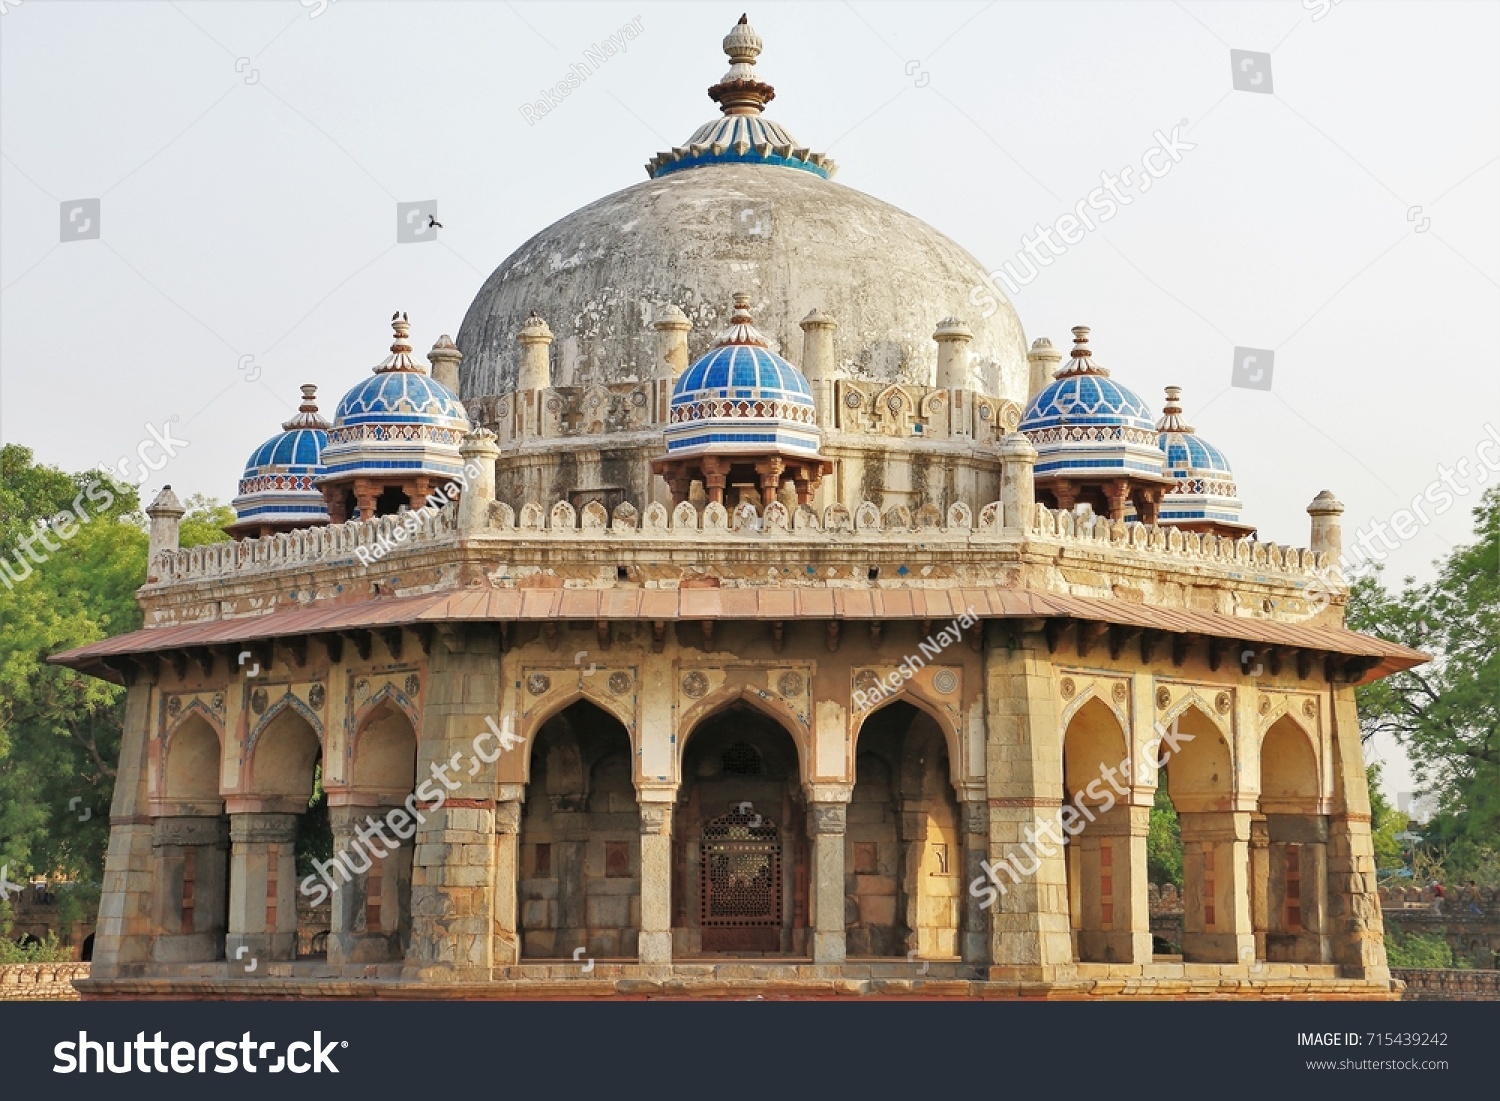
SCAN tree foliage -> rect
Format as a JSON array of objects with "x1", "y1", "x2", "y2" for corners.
[
  {"x1": 1346, "y1": 488, "x2": 1499, "y2": 880},
  {"x1": 1147, "y1": 784, "x2": 1183, "y2": 887},
  {"x1": 0, "y1": 445, "x2": 230, "y2": 883}
]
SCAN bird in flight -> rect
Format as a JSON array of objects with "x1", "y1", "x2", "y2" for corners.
[{"x1": 428, "y1": 215, "x2": 443, "y2": 229}]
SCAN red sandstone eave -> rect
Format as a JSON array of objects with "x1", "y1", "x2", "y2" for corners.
[{"x1": 47, "y1": 586, "x2": 1428, "y2": 685}]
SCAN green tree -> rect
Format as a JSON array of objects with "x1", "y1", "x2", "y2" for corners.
[
  {"x1": 1345, "y1": 488, "x2": 1499, "y2": 882},
  {"x1": 0, "y1": 446, "x2": 233, "y2": 887}
]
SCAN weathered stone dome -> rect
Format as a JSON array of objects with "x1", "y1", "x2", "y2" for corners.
[
  {"x1": 455, "y1": 16, "x2": 1027, "y2": 406},
  {"x1": 456, "y1": 165, "x2": 1029, "y2": 403}
]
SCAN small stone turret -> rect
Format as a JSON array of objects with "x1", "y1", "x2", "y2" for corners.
[
  {"x1": 428, "y1": 334, "x2": 463, "y2": 392},
  {"x1": 516, "y1": 312, "x2": 554, "y2": 392},
  {"x1": 145, "y1": 486, "x2": 185, "y2": 581},
  {"x1": 458, "y1": 429, "x2": 501, "y2": 533},
  {"x1": 934, "y1": 317, "x2": 973, "y2": 389},
  {"x1": 1308, "y1": 490, "x2": 1344, "y2": 558},
  {"x1": 1027, "y1": 337, "x2": 1062, "y2": 400},
  {"x1": 999, "y1": 433, "x2": 1038, "y2": 532},
  {"x1": 653, "y1": 305, "x2": 692, "y2": 380}
]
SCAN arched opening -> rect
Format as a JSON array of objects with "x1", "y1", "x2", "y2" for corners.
[
  {"x1": 847, "y1": 700, "x2": 962, "y2": 959},
  {"x1": 233, "y1": 706, "x2": 324, "y2": 963},
  {"x1": 1257, "y1": 716, "x2": 1328, "y2": 963},
  {"x1": 329, "y1": 699, "x2": 418, "y2": 966},
  {"x1": 1061, "y1": 697, "x2": 1145, "y2": 963},
  {"x1": 676, "y1": 702, "x2": 806, "y2": 957},
  {"x1": 1163, "y1": 705, "x2": 1244, "y2": 963},
  {"x1": 373, "y1": 486, "x2": 407, "y2": 518},
  {"x1": 153, "y1": 714, "x2": 229, "y2": 963},
  {"x1": 519, "y1": 700, "x2": 639, "y2": 960}
]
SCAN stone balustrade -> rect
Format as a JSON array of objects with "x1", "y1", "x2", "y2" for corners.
[
  {"x1": 147, "y1": 495, "x2": 1330, "y2": 590},
  {"x1": 0, "y1": 963, "x2": 88, "y2": 1001}
]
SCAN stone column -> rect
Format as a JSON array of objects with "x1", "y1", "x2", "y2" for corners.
[
  {"x1": 145, "y1": 487, "x2": 184, "y2": 583},
  {"x1": 516, "y1": 311, "x2": 554, "y2": 393},
  {"x1": 1178, "y1": 809, "x2": 1254, "y2": 963},
  {"x1": 653, "y1": 305, "x2": 692, "y2": 381},
  {"x1": 494, "y1": 785, "x2": 523, "y2": 967},
  {"x1": 896, "y1": 797, "x2": 929, "y2": 954},
  {"x1": 1266, "y1": 814, "x2": 1331, "y2": 963},
  {"x1": 91, "y1": 679, "x2": 157, "y2": 979},
  {"x1": 982, "y1": 625, "x2": 1073, "y2": 979},
  {"x1": 1307, "y1": 490, "x2": 1344, "y2": 558},
  {"x1": 1326, "y1": 685, "x2": 1388, "y2": 979},
  {"x1": 638, "y1": 798, "x2": 675, "y2": 965},
  {"x1": 1085, "y1": 803, "x2": 1152, "y2": 964},
  {"x1": 150, "y1": 816, "x2": 229, "y2": 963},
  {"x1": 933, "y1": 317, "x2": 974, "y2": 390},
  {"x1": 807, "y1": 802, "x2": 848, "y2": 964},
  {"x1": 458, "y1": 429, "x2": 500, "y2": 534},
  {"x1": 960, "y1": 798, "x2": 991, "y2": 965},
  {"x1": 427, "y1": 334, "x2": 463, "y2": 392},
  {"x1": 999, "y1": 433, "x2": 1038, "y2": 532},
  {"x1": 1250, "y1": 814, "x2": 1270, "y2": 962},
  {"x1": 1027, "y1": 337, "x2": 1062, "y2": 401},
  {"x1": 226, "y1": 812, "x2": 300, "y2": 963},
  {"x1": 799, "y1": 309, "x2": 838, "y2": 428},
  {"x1": 405, "y1": 624, "x2": 500, "y2": 981},
  {"x1": 326, "y1": 805, "x2": 411, "y2": 966}
]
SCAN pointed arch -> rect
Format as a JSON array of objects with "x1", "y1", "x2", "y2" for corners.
[
  {"x1": 162, "y1": 711, "x2": 223, "y2": 804},
  {"x1": 1063, "y1": 696, "x2": 1131, "y2": 805},
  {"x1": 1260, "y1": 714, "x2": 1321, "y2": 814},
  {"x1": 853, "y1": 690, "x2": 964, "y2": 792},
  {"x1": 350, "y1": 697, "x2": 418, "y2": 796},
  {"x1": 351, "y1": 682, "x2": 420, "y2": 738},
  {"x1": 246, "y1": 701, "x2": 322, "y2": 799},
  {"x1": 678, "y1": 684, "x2": 808, "y2": 786},
  {"x1": 521, "y1": 683, "x2": 635, "y2": 761}
]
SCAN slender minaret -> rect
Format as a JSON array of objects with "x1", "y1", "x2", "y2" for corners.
[
  {"x1": 457, "y1": 429, "x2": 500, "y2": 534},
  {"x1": 1307, "y1": 490, "x2": 1344, "y2": 559},
  {"x1": 428, "y1": 334, "x2": 463, "y2": 392},
  {"x1": 934, "y1": 317, "x2": 973, "y2": 389},
  {"x1": 800, "y1": 308, "x2": 838, "y2": 429},
  {"x1": 1027, "y1": 336, "x2": 1062, "y2": 399},
  {"x1": 653, "y1": 305, "x2": 692, "y2": 380},
  {"x1": 516, "y1": 311, "x2": 553, "y2": 392},
  {"x1": 999, "y1": 433, "x2": 1038, "y2": 532}
]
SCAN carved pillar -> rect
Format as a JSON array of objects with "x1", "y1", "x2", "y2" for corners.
[
  {"x1": 960, "y1": 799, "x2": 991, "y2": 965},
  {"x1": 1326, "y1": 684, "x2": 1388, "y2": 979},
  {"x1": 1077, "y1": 803, "x2": 1152, "y2": 964},
  {"x1": 91, "y1": 680, "x2": 157, "y2": 979},
  {"x1": 701, "y1": 457, "x2": 729, "y2": 505},
  {"x1": 226, "y1": 812, "x2": 300, "y2": 963},
  {"x1": 1103, "y1": 479, "x2": 1131, "y2": 522},
  {"x1": 755, "y1": 457, "x2": 785, "y2": 507},
  {"x1": 354, "y1": 478, "x2": 379, "y2": 521},
  {"x1": 1178, "y1": 809, "x2": 1254, "y2": 963},
  {"x1": 807, "y1": 802, "x2": 848, "y2": 964},
  {"x1": 150, "y1": 815, "x2": 229, "y2": 963},
  {"x1": 1250, "y1": 814, "x2": 1270, "y2": 962},
  {"x1": 1266, "y1": 814, "x2": 1331, "y2": 963},
  {"x1": 494, "y1": 788, "x2": 523, "y2": 966},
  {"x1": 326, "y1": 805, "x2": 411, "y2": 967},
  {"x1": 896, "y1": 797, "x2": 929, "y2": 955},
  {"x1": 638, "y1": 799, "x2": 674, "y2": 965}
]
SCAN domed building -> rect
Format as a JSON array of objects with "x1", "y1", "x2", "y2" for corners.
[
  {"x1": 227, "y1": 385, "x2": 331, "y2": 539},
  {"x1": 56, "y1": 15, "x2": 1424, "y2": 1002}
]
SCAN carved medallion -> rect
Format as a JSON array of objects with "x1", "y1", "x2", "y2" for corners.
[
  {"x1": 496, "y1": 399, "x2": 510, "y2": 419},
  {"x1": 1059, "y1": 677, "x2": 1076, "y2": 699},
  {"x1": 355, "y1": 678, "x2": 370, "y2": 701},
  {"x1": 933, "y1": 669, "x2": 958, "y2": 695},
  {"x1": 777, "y1": 671, "x2": 805, "y2": 698},
  {"x1": 608, "y1": 671, "x2": 632, "y2": 695},
  {"x1": 853, "y1": 669, "x2": 880, "y2": 692},
  {"x1": 211, "y1": 691, "x2": 225, "y2": 713},
  {"x1": 1155, "y1": 686, "x2": 1172, "y2": 710},
  {"x1": 166, "y1": 695, "x2": 181, "y2": 718},
  {"x1": 1259, "y1": 695, "x2": 1272, "y2": 716},
  {"x1": 681, "y1": 671, "x2": 708, "y2": 699},
  {"x1": 630, "y1": 389, "x2": 648, "y2": 408},
  {"x1": 526, "y1": 672, "x2": 551, "y2": 697},
  {"x1": 308, "y1": 683, "x2": 326, "y2": 710},
  {"x1": 1111, "y1": 681, "x2": 1129, "y2": 705},
  {"x1": 1302, "y1": 698, "x2": 1318, "y2": 719},
  {"x1": 250, "y1": 687, "x2": 268, "y2": 715},
  {"x1": 404, "y1": 674, "x2": 420, "y2": 698},
  {"x1": 545, "y1": 397, "x2": 563, "y2": 413},
  {"x1": 844, "y1": 390, "x2": 863, "y2": 409},
  {"x1": 1215, "y1": 691, "x2": 1233, "y2": 715},
  {"x1": 887, "y1": 393, "x2": 904, "y2": 413},
  {"x1": 978, "y1": 404, "x2": 992, "y2": 420}
]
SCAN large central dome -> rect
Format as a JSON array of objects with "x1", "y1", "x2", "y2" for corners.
[{"x1": 456, "y1": 17, "x2": 1028, "y2": 404}]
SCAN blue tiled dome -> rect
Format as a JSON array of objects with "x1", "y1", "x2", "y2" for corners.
[
  {"x1": 333, "y1": 370, "x2": 467, "y2": 428},
  {"x1": 1160, "y1": 431, "x2": 1232, "y2": 477},
  {"x1": 672, "y1": 343, "x2": 814, "y2": 409},
  {"x1": 231, "y1": 385, "x2": 332, "y2": 535},
  {"x1": 1020, "y1": 372, "x2": 1156, "y2": 434},
  {"x1": 1147, "y1": 386, "x2": 1248, "y2": 532},
  {"x1": 242, "y1": 426, "x2": 327, "y2": 479}
]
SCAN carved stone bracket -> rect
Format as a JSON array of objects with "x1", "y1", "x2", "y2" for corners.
[{"x1": 639, "y1": 803, "x2": 673, "y2": 836}]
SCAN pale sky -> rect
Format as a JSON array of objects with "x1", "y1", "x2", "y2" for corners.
[{"x1": 3, "y1": 0, "x2": 1497, "y2": 800}]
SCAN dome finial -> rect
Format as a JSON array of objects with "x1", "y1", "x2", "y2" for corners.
[
  {"x1": 714, "y1": 292, "x2": 770, "y2": 348},
  {"x1": 709, "y1": 13, "x2": 774, "y2": 116},
  {"x1": 375, "y1": 311, "x2": 423, "y2": 374},
  {"x1": 1056, "y1": 324, "x2": 1108, "y2": 377},
  {"x1": 282, "y1": 383, "x2": 331, "y2": 431},
  {"x1": 1157, "y1": 385, "x2": 1193, "y2": 433}
]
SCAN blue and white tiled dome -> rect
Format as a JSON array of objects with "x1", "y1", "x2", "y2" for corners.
[
  {"x1": 230, "y1": 385, "x2": 332, "y2": 535},
  {"x1": 318, "y1": 314, "x2": 471, "y2": 492},
  {"x1": 646, "y1": 16, "x2": 835, "y2": 180},
  {"x1": 664, "y1": 293, "x2": 820, "y2": 459},
  {"x1": 1151, "y1": 386, "x2": 1248, "y2": 531},
  {"x1": 1019, "y1": 327, "x2": 1166, "y2": 481}
]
